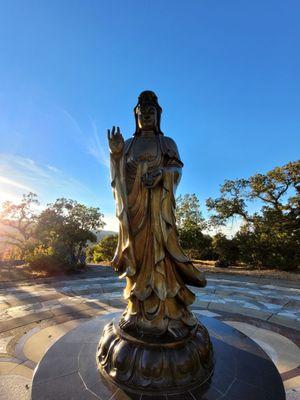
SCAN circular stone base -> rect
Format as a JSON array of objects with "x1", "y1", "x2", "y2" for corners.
[{"x1": 31, "y1": 313, "x2": 286, "y2": 400}]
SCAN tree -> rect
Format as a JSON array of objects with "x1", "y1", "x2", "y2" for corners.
[
  {"x1": 207, "y1": 160, "x2": 300, "y2": 269},
  {"x1": 212, "y1": 233, "x2": 239, "y2": 267},
  {"x1": 92, "y1": 234, "x2": 118, "y2": 262},
  {"x1": 0, "y1": 192, "x2": 39, "y2": 257},
  {"x1": 35, "y1": 198, "x2": 105, "y2": 263},
  {"x1": 179, "y1": 228, "x2": 213, "y2": 260},
  {"x1": 176, "y1": 194, "x2": 210, "y2": 259},
  {"x1": 176, "y1": 194, "x2": 206, "y2": 230}
]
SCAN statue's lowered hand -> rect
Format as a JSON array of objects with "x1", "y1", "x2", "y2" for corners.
[
  {"x1": 107, "y1": 126, "x2": 124, "y2": 155},
  {"x1": 142, "y1": 169, "x2": 163, "y2": 188}
]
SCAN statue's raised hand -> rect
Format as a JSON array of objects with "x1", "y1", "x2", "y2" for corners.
[{"x1": 107, "y1": 126, "x2": 124, "y2": 155}]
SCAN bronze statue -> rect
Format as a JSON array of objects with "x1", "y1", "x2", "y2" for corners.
[{"x1": 98, "y1": 91, "x2": 213, "y2": 395}]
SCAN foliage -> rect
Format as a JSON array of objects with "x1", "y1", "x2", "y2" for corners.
[
  {"x1": 179, "y1": 226, "x2": 213, "y2": 260},
  {"x1": 0, "y1": 193, "x2": 106, "y2": 273},
  {"x1": 0, "y1": 193, "x2": 39, "y2": 257},
  {"x1": 92, "y1": 234, "x2": 118, "y2": 262},
  {"x1": 86, "y1": 244, "x2": 97, "y2": 263},
  {"x1": 176, "y1": 193, "x2": 210, "y2": 259},
  {"x1": 35, "y1": 198, "x2": 105, "y2": 265},
  {"x1": 212, "y1": 233, "x2": 239, "y2": 267},
  {"x1": 25, "y1": 246, "x2": 59, "y2": 272},
  {"x1": 207, "y1": 160, "x2": 300, "y2": 270},
  {"x1": 176, "y1": 194, "x2": 206, "y2": 230}
]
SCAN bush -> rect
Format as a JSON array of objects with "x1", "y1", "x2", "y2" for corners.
[
  {"x1": 86, "y1": 244, "x2": 96, "y2": 263},
  {"x1": 27, "y1": 254, "x2": 64, "y2": 272},
  {"x1": 212, "y1": 234, "x2": 239, "y2": 266},
  {"x1": 25, "y1": 245, "x2": 79, "y2": 273},
  {"x1": 179, "y1": 227, "x2": 214, "y2": 260},
  {"x1": 235, "y1": 228, "x2": 299, "y2": 271},
  {"x1": 92, "y1": 235, "x2": 118, "y2": 262}
]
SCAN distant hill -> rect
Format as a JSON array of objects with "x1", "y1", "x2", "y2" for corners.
[{"x1": 95, "y1": 230, "x2": 117, "y2": 241}]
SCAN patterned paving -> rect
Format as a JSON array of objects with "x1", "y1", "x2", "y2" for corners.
[{"x1": 0, "y1": 267, "x2": 299, "y2": 399}]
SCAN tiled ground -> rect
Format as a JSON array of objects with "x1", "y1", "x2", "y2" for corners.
[{"x1": 0, "y1": 267, "x2": 299, "y2": 400}]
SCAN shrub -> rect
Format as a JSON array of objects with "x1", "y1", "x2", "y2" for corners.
[
  {"x1": 27, "y1": 254, "x2": 65, "y2": 272},
  {"x1": 93, "y1": 235, "x2": 118, "y2": 262},
  {"x1": 25, "y1": 245, "x2": 77, "y2": 273},
  {"x1": 212, "y1": 234, "x2": 239, "y2": 266},
  {"x1": 179, "y1": 227, "x2": 214, "y2": 260}
]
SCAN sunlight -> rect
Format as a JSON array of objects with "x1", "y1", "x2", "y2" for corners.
[
  {"x1": 0, "y1": 176, "x2": 32, "y2": 192},
  {"x1": 0, "y1": 189, "x2": 24, "y2": 205}
]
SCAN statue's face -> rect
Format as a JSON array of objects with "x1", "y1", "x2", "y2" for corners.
[{"x1": 137, "y1": 105, "x2": 157, "y2": 131}]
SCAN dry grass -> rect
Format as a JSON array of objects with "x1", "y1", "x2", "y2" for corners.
[{"x1": 194, "y1": 262, "x2": 300, "y2": 282}]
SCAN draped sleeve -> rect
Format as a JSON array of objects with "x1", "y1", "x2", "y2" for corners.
[
  {"x1": 110, "y1": 139, "x2": 136, "y2": 276},
  {"x1": 160, "y1": 136, "x2": 207, "y2": 287}
]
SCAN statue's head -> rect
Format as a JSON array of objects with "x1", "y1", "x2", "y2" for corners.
[{"x1": 134, "y1": 91, "x2": 163, "y2": 135}]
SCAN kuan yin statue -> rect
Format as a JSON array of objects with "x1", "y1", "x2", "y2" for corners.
[{"x1": 98, "y1": 91, "x2": 213, "y2": 395}]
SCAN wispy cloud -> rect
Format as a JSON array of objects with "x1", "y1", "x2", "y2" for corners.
[
  {"x1": 0, "y1": 176, "x2": 33, "y2": 192},
  {"x1": 56, "y1": 107, "x2": 110, "y2": 168},
  {"x1": 86, "y1": 120, "x2": 110, "y2": 168},
  {"x1": 47, "y1": 165, "x2": 61, "y2": 173},
  {"x1": 0, "y1": 154, "x2": 89, "y2": 204},
  {"x1": 58, "y1": 107, "x2": 84, "y2": 137}
]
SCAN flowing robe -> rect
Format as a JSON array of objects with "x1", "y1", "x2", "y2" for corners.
[{"x1": 110, "y1": 133, "x2": 206, "y2": 336}]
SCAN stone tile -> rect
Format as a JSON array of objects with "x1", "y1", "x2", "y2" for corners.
[
  {"x1": 108, "y1": 299, "x2": 125, "y2": 308},
  {"x1": 269, "y1": 315, "x2": 300, "y2": 331},
  {"x1": 33, "y1": 343, "x2": 83, "y2": 383},
  {"x1": 0, "y1": 310, "x2": 54, "y2": 334},
  {"x1": 225, "y1": 321, "x2": 300, "y2": 373},
  {"x1": 78, "y1": 342, "x2": 100, "y2": 388},
  {"x1": 284, "y1": 375, "x2": 300, "y2": 391},
  {"x1": 23, "y1": 320, "x2": 84, "y2": 363},
  {"x1": 111, "y1": 388, "x2": 132, "y2": 399},
  {"x1": 190, "y1": 384, "x2": 223, "y2": 400},
  {"x1": 7, "y1": 305, "x2": 44, "y2": 319},
  {"x1": 286, "y1": 388, "x2": 300, "y2": 400},
  {"x1": 0, "y1": 361, "x2": 33, "y2": 378},
  {"x1": 229, "y1": 305, "x2": 273, "y2": 321},
  {"x1": 89, "y1": 376, "x2": 119, "y2": 399},
  {"x1": 194, "y1": 310, "x2": 221, "y2": 317},
  {"x1": 32, "y1": 371, "x2": 85, "y2": 400},
  {"x1": 285, "y1": 299, "x2": 300, "y2": 310},
  {"x1": 0, "y1": 374, "x2": 31, "y2": 400},
  {"x1": 0, "y1": 302, "x2": 11, "y2": 311},
  {"x1": 192, "y1": 300, "x2": 210, "y2": 309},
  {"x1": 224, "y1": 379, "x2": 274, "y2": 400},
  {"x1": 0, "y1": 335, "x2": 13, "y2": 353}
]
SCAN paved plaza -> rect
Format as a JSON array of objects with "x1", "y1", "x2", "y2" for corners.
[{"x1": 0, "y1": 267, "x2": 299, "y2": 399}]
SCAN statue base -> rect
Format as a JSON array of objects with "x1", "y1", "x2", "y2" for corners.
[
  {"x1": 97, "y1": 317, "x2": 214, "y2": 395},
  {"x1": 31, "y1": 313, "x2": 286, "y2": 400}
]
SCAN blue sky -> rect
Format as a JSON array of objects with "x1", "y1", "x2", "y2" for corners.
[{"x1": 0, "y1": 1, "x2": 299, "y2": 231}]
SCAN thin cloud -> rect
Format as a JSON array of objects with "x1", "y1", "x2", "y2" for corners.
[
  {"x1": 0, "y1": 176, "x2": 33, "y2": 192},
  {"x1": 86, "y1": 120, "x2": 110, "y2": 168},
  {"x1": 56, "y1": 106, "x2": 110, "y2": 169},
  {"x1": 57, "y1": 107, "x2": 85, "y2": 137},
  {"x1": 47, "y1": 165, "x2": 61, "y2": 173},
  {"x1": 0, "y1": 154, "x2": 90, "y2": 204}
]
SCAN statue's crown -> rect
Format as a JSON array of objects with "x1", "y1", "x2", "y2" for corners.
[
  {"x1": 137, "y1": 91, "x2": 162, "y2": 112},
  {"x1": 138, "y1": 90, "x2": 158, "y2": 105}
]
